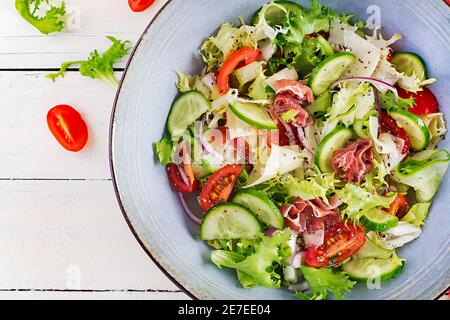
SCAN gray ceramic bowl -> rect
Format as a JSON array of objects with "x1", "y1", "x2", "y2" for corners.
[{"x1": 110, "y1": 0, "x2": 450, "y2": 299}]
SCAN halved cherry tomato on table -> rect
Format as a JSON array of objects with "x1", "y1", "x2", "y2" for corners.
[
  {"x1": 386, "y1": 193, "x2": 409, "y2": 218},
  {"x1": 166, "y1": 163, "x2": 200, "y2": 193},
  {"x1": 398, "y1": 87, "x2": 439, "y2": 115},
  {"x1": 199, "y1": 165, "x2": 243, "y2": 212},
  {"x1": 379, "y1": 111, "x2": 411, "y2": 154},
  {"x1": 305, "y1": 222, "x2": 366, "y2": 268},
  {"x1": 128, "y1": 0, "x2": 155, "y2": 12},
  {"x1": 217, "y1": 48, "x2": 261, "y2": 94},
  {"x1": 47, "y1": 105, "x2": 88, "y2": 152}
]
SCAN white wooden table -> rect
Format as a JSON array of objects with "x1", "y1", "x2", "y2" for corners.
[{"x1": 0, "y1": 0, "x2": 188, "y2": 300}]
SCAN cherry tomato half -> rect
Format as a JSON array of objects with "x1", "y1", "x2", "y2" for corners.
[
  {"x1": 305, "y1": 222, "x2": 366, "y2": 268},
  {"x1": 128, "y1": 0, "x2": 155, "y2": 12},
  {"x1": 386, "y1": 193, "x2": 409, "y2": 218},
  {"x1": 199, "y1": 165, "x2": 243, "y2": 212},
  {"x1": 379, "y1": 111, "x2": 411, "y2": 154},
  {"x1": 217, "y1": 48, "x2": 261, "y2": 94},
  {"x1": 166, "y1": 163, "x2": 199, "y2": 193},
  {"x1": 47, "y1": 105, "x2": 88, "y2": 152},
  {"x1": 398, "y1": 87, "x2": 439, "y2": 115}
]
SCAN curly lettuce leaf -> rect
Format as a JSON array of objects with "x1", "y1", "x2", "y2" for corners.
[
  {"x1": 336, "y1": 183, "x2": 397, "y2": 222},
  {"x1": 380, "y1": 91, "x2": 415, "y2": 111},
  {"x1": 401, "y1": 202, "x2": 431, "y2": 227},
  {"x1": 47, "y1": 36, "x2": 130, "y2": 87},
  {"x1": 392, "y1": 150, "x2": 450, "y2": 202},
  {"x1": 322, "y1": 82, "x2": 375, "y2": 137},
  {"x1": 16, "y1": 0, "x2": 66, "y2": 34},
  {"x1": 295, "y1": 266, "x2": 356, "y2": 300},
  {"x1": 210, "y1": 230, "x2": 292, "y2": 288},
  {"x1": 284, "y1": 171, "x2": 338, "y2": 204}
]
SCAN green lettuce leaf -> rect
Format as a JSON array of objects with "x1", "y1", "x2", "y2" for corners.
[
  {"x1": 380, "y1": 91, "x2": 415, "y2": 111},
  {"x1": 47, "y1": 36, "x2": 131, "y2": 87},
  {"x1": 336, "y1": 183, "x2": 397, "y2": 222},
  {"x1": 210, "y1": 230, "x2": 291, "y2": 288},
  {"x1": 284, "y1": 170, "x2": 338, "y2": 203},
  {"x1": 295, "y1": 266, "x2": 356, "y2": 300},
  {"x1": 16, "y1": 0, "x2": 66, "y2": 34},
  {"x1": 401, "y1": 202, "x2": 431, "y2": 227},
  {"x1": 154, "y1": 136, "x2": 174, "y2": 166},
  {"x1": 322, "y1": 82, "x2": 375, "y2": 137},
  {"x1": 392, "y1": 150, "x2": 450, "y2": 202}
]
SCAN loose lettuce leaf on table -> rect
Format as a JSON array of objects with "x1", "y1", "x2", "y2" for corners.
[{"x1": 16, "y1": 0, "x2": 66, "y2": 34}]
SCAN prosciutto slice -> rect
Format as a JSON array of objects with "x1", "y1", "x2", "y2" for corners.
[
  {"x1": 332, "y1": 139, "x2": 375, "y2": 183},
  {"x1": 280, "y1": 197, "x2": 342, "y2": 233},
  {"x1": 270, "y1": 80, "x2": 314, "y2": 128}
]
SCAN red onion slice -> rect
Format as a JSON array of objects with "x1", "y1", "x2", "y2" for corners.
[
  {"x1": 264, "y1": 227, "x2": 278, "y2": 237},
  {"x1": 178, "y1": 193, "x2": 202, "y2": 224},
  {"x1": 375, "y1": 88, "x2": 381, "y2": 114},
  {"x1": 296, "y1": 127, "x2": 314, "y2": 155},
  {"x1": 332, "y1": 77, "x2": 398, "y2": 101},
  {"x1": 291, "y1": 250, "x2": 306, "y2": 268}
]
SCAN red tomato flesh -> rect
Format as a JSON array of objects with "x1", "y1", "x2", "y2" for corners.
[
  {"x1": 166, "y1": 163, "x2": 199, "y2": 193},
  {"x1": 305, "y1": 222, "x2": 366, "y2": 268},
  {"x1": 217, "y1": 48, "x2": 261, "y2": 94},
  {"x1": 398, "y1": 87, "x2": 439, "y2": 115},
  {"x1": 199, "y1": 165, "x2": 243, "y2": 212},
  {"x1": 47, "y1": 105, "x2": 88, "y2": 152},
  {"x1": 386, "y1": 193, "x2": 409, "y2": 218},
  {"x1": 128, "y1": 0, "x2": 155, "y2": 12},
  {"x1": 379, "y1": 111, "x2": 411, "y2": 154}
]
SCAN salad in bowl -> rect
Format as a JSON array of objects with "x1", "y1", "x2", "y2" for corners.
[{"x1": 154, "y1": 0, "x2": 448, "y2": 300}]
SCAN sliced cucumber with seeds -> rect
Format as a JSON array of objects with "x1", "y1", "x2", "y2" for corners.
[
  {"x1": 388, "y1": 108, "x2": 430, "y2": 151},
  {"x1": 360, "y1": 208, "x2": 399, "y2": 232},
  {"x1": 230, "y1": 101, "x2": 277, "y2": 130},
  {"x1": 354, "y1": 237, "x2": 393, "y2": 260},
  {"x1": 232, "y1": 189, "x2": 284, "y2": 229},
  {"x1": 342, "y1": 257, "x2": 404, "y2": 282},
  {"x1": 200, "y1": 203, "x2": 262, "y2": 240},
  {"x1": 315, "y1": 127, "x2": 354, "y2": 173},
  {"x1": 251, "y1": 0, "x2": 303, "y2": 26},
  {"x1": 308, "y1": 52, "x2": 357, "y2": 96},
  {"x1": 168, "y1": 91, "x2": 210, "y2": 137},
  {"x1": 391, "y1": 52, "x2": 428, "y2": 81}
]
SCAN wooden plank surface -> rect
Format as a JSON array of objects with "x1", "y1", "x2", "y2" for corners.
[
  {"x1": 0, "y1": 0, "x2": 190, "y2": 299},
  {"x1": 0, "y1": 0, "x2": 168, "y2": 69}
]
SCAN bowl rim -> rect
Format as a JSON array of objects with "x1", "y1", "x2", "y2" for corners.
[
  {"x1": 108, "y1": 0, "x2": 449, "y2": 300},
  {"x1": 108, "y1": 0, "x2": 199, "y2": 300}
]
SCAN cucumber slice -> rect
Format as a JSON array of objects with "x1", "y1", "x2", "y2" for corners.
[
  {"x1": 168, "y1": 91, "x2": 210, "y2": 137},
  {"x1": 200, "y1": 203, "x2": 262, "y2": 240},
  {"x1": 251, "y1": 0, "x2": 303, "y2": 26},
  {"x1": 230, "y1": 101, "x2": 277, "y2": 130},
  {"x1": 354, "y1": 237, "x2": 393, "y2": 260},
  {"x1": 232, "y1": 189, "x2": 284, "y2": 229},
  {"x1": 315, "y1": 127, "x2": 354, "y2": 173},
  {"x1": 391, "y1": 52, "x2": 427, "y2": 81},
  {"x1": 360, "y1": 208, "x2": 399, "y2": 232},
  {"x1": 342, "y1": 257, "x2": 404, "y2": 282},
  {"x1": 388, "y1": 108, "x2": 431, "y2": 151},
  {"x1": 305, "y1": 90, "x2": 332, "y2": 117},
  {"x1": 308, "y1": 52, "x2": 357, "y2": 96},
  {"x1": 316, "y1": 35, "x2": 334, "y2": 56}
]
